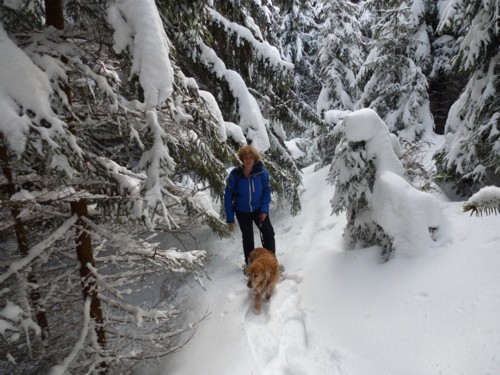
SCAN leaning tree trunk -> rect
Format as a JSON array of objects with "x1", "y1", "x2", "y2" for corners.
[{"x1": 0, "y1": 137, "x2": 50, "y2": 339}]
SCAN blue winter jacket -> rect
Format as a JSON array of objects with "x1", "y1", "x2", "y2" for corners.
[{"x1": 224, "y1": 160, "x2": 271, "y2": 223}]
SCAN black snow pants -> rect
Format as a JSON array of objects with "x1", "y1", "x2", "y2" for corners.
[{"x1": 235, "y1": 210, "x2": 275, "y2": 264}]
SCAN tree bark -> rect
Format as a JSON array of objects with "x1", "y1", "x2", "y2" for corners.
[
  {"x1": 45, "y1": 0, "x2": 64, "y2": 30},
  {"x1": 70, "y1": 200, "x2": 107, "y2": 355},
  {"x1": 0, "y1": 137, "x2": 50, "y2": 339},
  {"x1": 45, "y1": 0, "x2": 73, "y2": 105},
  {"x1": 45, "y1": 1, "x2": 106, "y2": 368}
]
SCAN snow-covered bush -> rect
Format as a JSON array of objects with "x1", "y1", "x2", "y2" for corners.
[
  {"x1": 329, "y1": 108, "x2": 443, "y2": 259},
  {"x1": 311, "y1": 110, "x2": 350, "y2": 169}
]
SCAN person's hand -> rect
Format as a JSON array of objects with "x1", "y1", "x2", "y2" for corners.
[
  {"x1": 259, "y1": 212, "x2": 267, "y2": 222},
  {"x1": 227, "y1": 222, "x2": 235, "y2": 230}
]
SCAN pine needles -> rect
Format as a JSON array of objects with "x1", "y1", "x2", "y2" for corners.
[{"x1": 463, "y1": 201, "x2": 500, "y2": 217}]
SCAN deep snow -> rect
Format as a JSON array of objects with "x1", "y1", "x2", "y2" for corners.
[{"x1": 150, "y1": 160, "x2": 500, "y2": 375}]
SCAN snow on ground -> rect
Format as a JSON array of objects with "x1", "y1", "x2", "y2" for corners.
[{"x1": 150, "y1": 163, "x2": 500, "y2": 375}]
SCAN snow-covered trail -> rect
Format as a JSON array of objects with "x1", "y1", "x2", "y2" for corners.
[
  {"x1": 242, "y1": 165, "x2": 344, "y2": 374},
  {"x1": 155, "y1": 165, "x2": 344, "y2": 375},
  {"x1": 153, "y1": 164, "x2": 500, "y2": 375}
]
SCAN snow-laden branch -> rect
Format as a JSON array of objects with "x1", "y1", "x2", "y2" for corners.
[
  {"x1": 98, "y1": 294, "x2": 178, "y2": 327},
  {"x1": 0, "y1": 24, "x2": 81, "y2": 174},
  {"x1": 207, "y1": 8, "x2": 294, "y2": 72},
  {"x1": 104, "y1": 309, "x2": 210, "y2": 359},
  {"x1": 108, "y1": 0, "x2": 174, "y2": 109},
  {"x1": 464, "y1": 186, "x2": 500, "y2": 216},
  {"x1": 0, "y1": 300, "x2": 41, "y2": 354},
  {"x1": 194, "y1": 37, "x2": 270, "y2": 151},
  {"x1": 3, "y1": 186, "x2": 147, "y2": 212},
  {"x1": 440, "y1": 51, "x2": 500, "y2": 183},
  {"x1": 438, "y1": 0, "x2": 498, "y2": 75},
  {"x1": 78, "y1": 63, "x2": 119, "y2": 112},
  {"x1": 198, "y1": 90, "x2": 228, "y2": 142},
  {"x1": 105, "y1": 323, "x2": 187, "y2": 342},
  {"x1": 0, "y1": 215, "x2": 79, "y2": 284},
  {"x1": 48, "y1": 298, "x2": 91, "y2": 375},
  {"x1": 96, "y1": 156, "x2": 145, "y2": 218},
  {"x1": 136, "y1": 109, "x2": 179, "y2": 226},
  {"x1": 81, "y1": 216, "x2": 206, "y2": 272}
]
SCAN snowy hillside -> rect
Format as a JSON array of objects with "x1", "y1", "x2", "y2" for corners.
[{"x1": 151, "y1": 162, "x2": 500, "y2": 375}]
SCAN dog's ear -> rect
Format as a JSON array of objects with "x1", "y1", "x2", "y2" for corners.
[{"x1": 248, "y1": 249, "x2": 256, "y2": 264}]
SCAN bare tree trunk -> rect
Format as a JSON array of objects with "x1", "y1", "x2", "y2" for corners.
[
  {"x1": 70, "y1": 201, "x2": 107, "y2": 363},
  {"x1": 70, "y1": 201, "x2": 107, "y2": 346},
  {"x1": 46, "y1": 2, "x2": 106, "y2": 369},
  {"x1": 45, "y1": 0, "x2": 64, "y2": 30},
  {"x1": 0, "y1": 137, "x2": 50, "y2": 339},
  {"x1": 45, "y1": 0, "x2": 73, "y2": 105}
]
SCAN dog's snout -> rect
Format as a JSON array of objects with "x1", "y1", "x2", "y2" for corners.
[{"x1": 247, "y1": 279, "x2": 252, "y2": 288}]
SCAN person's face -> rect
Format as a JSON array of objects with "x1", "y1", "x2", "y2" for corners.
[{"x1": 243, "y1": 154, "x2": 255, "y2": 168}]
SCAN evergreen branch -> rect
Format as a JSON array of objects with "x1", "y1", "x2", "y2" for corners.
[
  {"x1": 0, "y1": 215, "x2": 79, "y2": 284},
  {"x1": 48, "y1": 298, "x2": 91, "y2": 375},
  {"x1": 464, "y1": 186, "x2": 500, "y2": 216},
  {"x1": 463, "y1": 202, "x2": 500, "y2": 217}
]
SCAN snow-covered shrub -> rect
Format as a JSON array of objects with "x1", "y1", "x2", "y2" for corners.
[
  {"x1": 311, "y1": 109, "x2": 350, "y2": 169},
  {"x1": 329, "y1": 108, "x2": 443, "y2": 259}
]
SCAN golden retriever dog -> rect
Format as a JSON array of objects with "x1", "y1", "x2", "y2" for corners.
[{"x1": 246, "y1": 247, "x2": 280, "y2": 314}]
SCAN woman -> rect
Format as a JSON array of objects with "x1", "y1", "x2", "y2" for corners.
[{"x1": 224, "y1": 145, "x2": 276, "y2": 268}]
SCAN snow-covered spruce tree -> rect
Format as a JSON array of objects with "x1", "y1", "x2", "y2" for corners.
[
  {"x1": 279, "y1": 0, "x2": 322, "y2": 110},
  {"x1": 328, "y1": 111, "x2": 392, "y2": 257},
  {"x1": 427, "y1": 1, "x2": 466, "y2": 135},
  {"x1": 311, "y1": 0, "x2": 366, "y2": 168},
  {"x1": 433, "y1": 0, "x2": 500, "y2": 195},
  {"x1": 356, "y1": 0, "x2": 435, "y2": 142},
  {"x1": 317, "y1": 0, "x2": 365, "y2": 115},
  {"x1": 329, "y1": 108, "x2": 443, "y2": 260},
  {"x1": 0, "y1": 0, "x2": 235, "y2": 373},
  {"x1": 158, "y1": 0, "x2": 308, "y2": 214},
  {"x1": 276, "y1": 0, "x2": 325, "y2": 167}
]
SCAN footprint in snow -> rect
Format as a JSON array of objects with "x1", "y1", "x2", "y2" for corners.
[
  {"x1": 244, "y1": 279, "x2": 304, "y2": 370},
  {"x1": 244, "y1": 278, "x2": 345, "y2": 375},
  {"x1": 263, "y1": 318, "x2": 309, "y2": 375}
]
